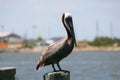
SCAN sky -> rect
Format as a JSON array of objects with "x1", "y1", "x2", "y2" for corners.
[{"x1": 0, "y1": 0, "x2": 120, "y2": 41}]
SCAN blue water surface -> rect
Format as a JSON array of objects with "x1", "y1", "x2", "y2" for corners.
[{"x1": 0, "y1": 51, "x2": 120, "y2": 80}]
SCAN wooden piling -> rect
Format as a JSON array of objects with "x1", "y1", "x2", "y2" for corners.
[
  {"x1": 0, "y1": 67, "x2": 16, "y2": 80},
  {"x1": 44, "y1": 70, "x2": 70, "y2": 80}
]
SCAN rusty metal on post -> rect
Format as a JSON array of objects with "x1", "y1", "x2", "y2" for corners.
[{"x1": 44, "y1": 70, "x2": 70, "y2": 80}]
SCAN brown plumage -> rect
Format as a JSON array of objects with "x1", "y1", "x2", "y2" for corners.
[{"x1": 36, "y1": 12, "x2": 77, "y2": 71}]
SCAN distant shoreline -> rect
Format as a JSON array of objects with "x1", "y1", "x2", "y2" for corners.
[
  {"x1": 74, "y1": 46, "x2": 120, "y2": 52},
  {"x1": 0, "y1": 46, "x2": 120, "y2": 53}
]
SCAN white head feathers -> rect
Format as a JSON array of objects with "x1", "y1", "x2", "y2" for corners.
[{"x1": 64, "y1": 12, "x2": 72, "y2": 18}]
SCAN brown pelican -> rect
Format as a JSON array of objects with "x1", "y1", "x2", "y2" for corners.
[{"x1": 36, "y1": 12, "x2": 77, "y2": 71}]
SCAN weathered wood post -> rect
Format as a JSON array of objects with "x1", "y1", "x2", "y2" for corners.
[
  {"x1": 44, "y1": 70, "x2": 70, "y2": 80},
  {"x1": 0, "y1": 67, "x2": 16, "y2": 80}
]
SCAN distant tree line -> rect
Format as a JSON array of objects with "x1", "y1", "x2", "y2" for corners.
[
  {"x1": 27, "y1": 36, "x2": 43, "y2": 47},
  {"x1": 27, "y1": 36, "x2": 120, "y2": 47},
  {"x1": 89, "y1": 37, "x2": 120, "y2": 46}
]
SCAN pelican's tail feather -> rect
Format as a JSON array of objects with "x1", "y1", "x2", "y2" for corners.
[
  {"x1": 36, "y1": 62, "x2": 44, "y2": 71},
  {"x1": 36, "y1": 55, "x2": 45, "y2": 71}
]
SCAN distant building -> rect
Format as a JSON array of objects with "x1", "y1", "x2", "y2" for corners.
[
  {"x1": 45, "y1": 37, "x2": 63, "y2": 45},
  {"x1": 0, "y1": 32, "x2": 26, "y2": 48}
]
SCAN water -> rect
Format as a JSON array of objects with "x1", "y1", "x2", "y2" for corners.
[{"x1": 0, "y1": 51, "x2": 120, "y2": 80}]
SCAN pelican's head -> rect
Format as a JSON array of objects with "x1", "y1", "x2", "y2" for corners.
[{"x1": 62, "y1": 12, "x2": 77, "y2": 47}]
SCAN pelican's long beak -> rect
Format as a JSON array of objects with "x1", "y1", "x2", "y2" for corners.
[{"x1": 72, "y1": 26, "x2": 77, "y2": 47}]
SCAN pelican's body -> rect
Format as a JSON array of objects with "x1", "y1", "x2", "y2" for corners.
[{"x1": 36, "y1": 12, "x2": 77, "y2": 71}]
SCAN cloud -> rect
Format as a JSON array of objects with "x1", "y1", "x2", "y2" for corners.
[
  {"x1": 24, "y1": 0, "x2": 80, "y2": 14},
  {"x1": 0, "y1": 0, "x2": 5, "y2": 8},
  {"x1": 90, "y1": 1, "x2": 120, "y2": 10}
]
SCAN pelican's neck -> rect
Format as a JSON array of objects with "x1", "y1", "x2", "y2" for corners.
[
  {"x1": 66, "y1": 34, "x2": 75, "y2": 47},
  {"x1": 63, "y1": 13, "x2": 77, "y2": 47}
]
